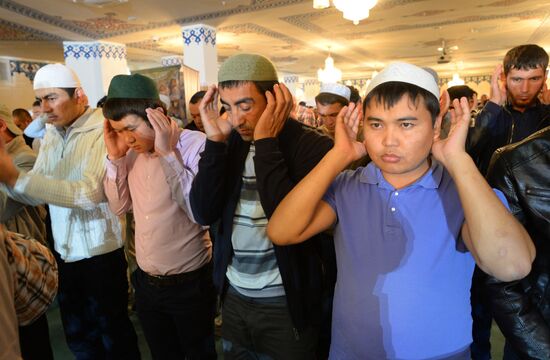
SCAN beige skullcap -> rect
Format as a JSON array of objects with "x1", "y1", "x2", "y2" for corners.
[
  {"x1": 0, "y1": 104, "x2": 23, "y2": 136},
  {"x1": 218, "y1": 53, "x2": 278, "y2": 82},
  {"x1": 33, "y1": 63, "x2": 81, "y2": 90},
  {"x1": 366, "y1": 62, "x2": 440, "y2": 100}
]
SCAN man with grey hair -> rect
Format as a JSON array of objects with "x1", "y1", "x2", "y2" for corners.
[{"x1": 0, "y1": 64, "x2": 139, "y2": 359}]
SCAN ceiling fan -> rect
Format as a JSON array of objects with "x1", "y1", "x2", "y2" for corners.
[{"x1": 437, "y1": 40, "x2": 458, "y2": 64}]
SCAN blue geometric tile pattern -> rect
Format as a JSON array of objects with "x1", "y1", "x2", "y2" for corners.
[
  {"x1": 182, "y1": 26, "x2": 216, "y2": 46},
  {"x1": 9, "y1": 60, "x2": 49, "y2": 81},
  {"x1": 63, "y1": 43, "x2": 127, "y2": 61}
]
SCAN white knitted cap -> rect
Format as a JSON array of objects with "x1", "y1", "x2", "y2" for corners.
[
  {"x1": 319, "y1": 83, "x2": 351, "y2": 101},
  {"x1": 33, "y1": 63, "x2": 81, "y2": 90},
  {"x1": 366, "y1": 62, "x2": 440, "y2": 100}
]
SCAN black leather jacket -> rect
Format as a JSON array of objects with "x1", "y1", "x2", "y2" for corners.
[
  {"x1": 468, "y1": 100, "x2": 550, "y2": 175},
  {"x1": 485, "y1": 126, "x2": 550, "y2": 359}
]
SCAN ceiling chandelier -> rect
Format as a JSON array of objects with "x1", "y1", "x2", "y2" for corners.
[
  {"x1": 447, "y1": 73, "x2": 465, "y2": 87},
  {"x1": 313, "y1": 0, "x2": 378, "y2": 25},
  {"x1": 318, "y1": 52, "x2": 342, "y2": 84}
]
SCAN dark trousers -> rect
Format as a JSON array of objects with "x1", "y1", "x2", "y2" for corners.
[
  {"x1": 19, "y1": 313, "x2": 54, "y2": 360},
  {"x1": 132, "y1": 264, "x2": 217, "y2": 360},
  {"x1": 221, "y1": 286, "x2": 318, "y2": 360},
  {"x1": 470, "y1": 266, "x2": 493, "y2": 360},
  {"x1": 55, "y1": 248, "x2": 140, "y2": 360}
]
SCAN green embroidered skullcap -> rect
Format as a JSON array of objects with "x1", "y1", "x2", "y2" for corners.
[
  {"x1": 107, "y1": 73, "x2": 159, "y2": 100},
  {"x1": 218, "y1": 53, "x2": 279, "y2": 82}
]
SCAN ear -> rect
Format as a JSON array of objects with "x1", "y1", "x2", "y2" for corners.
[{"x1": 74, "y1": 88, "x2": 88, "y2": 105}]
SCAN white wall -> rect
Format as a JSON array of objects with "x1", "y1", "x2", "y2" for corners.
[{"x1": 0, "y1": 72, "x2": 36, "y2": 112}]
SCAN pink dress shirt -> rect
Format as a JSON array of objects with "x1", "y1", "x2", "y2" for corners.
[{"x1": 104, "y1": 129, "x2": 210, "y2": 275}]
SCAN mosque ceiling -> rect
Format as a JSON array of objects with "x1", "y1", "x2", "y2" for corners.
[{"x1": 0, "y1": 0, "x2": 548, "y2": 79}]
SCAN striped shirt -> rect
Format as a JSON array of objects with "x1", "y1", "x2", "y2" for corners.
[{"x1": 226, "y1": 145, "x2": 285, "y2": 298}]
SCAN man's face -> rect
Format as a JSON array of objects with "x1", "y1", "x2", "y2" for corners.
[
  {"x1": 317, "y1": 102, "x2": 344, "y2": 133},
  {"x1": 188, "y1": 101, "x2": 204, "y2": 132},
  {"x1": 109, "y1": 114, "x2": 155, "y2": 154},
  {"x1": 219, "y1": 82, "x2": 267, "y2": 141},
  {"x1": 505, "y1": 67, "x2": 546, "y2": 110},
  {"x1": 13, "y1": 115, "x2": 29, "y2": 130},
  {"x1": 34, "y1": 88, "x2": 83, "y2": 128},
  {"x1": 31, "y1": 105, "x2": 41, "y2": 119},
  {"x1": 363, "y1": 95, "x2": 434, "y2": 189}
]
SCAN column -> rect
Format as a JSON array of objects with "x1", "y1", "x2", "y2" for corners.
[
  {"x1": 63, "y1": 41, "x2": 130, "y2": 107},
  {"x1": 181, "y1": 24, "x2": 217, "y2": 87}
]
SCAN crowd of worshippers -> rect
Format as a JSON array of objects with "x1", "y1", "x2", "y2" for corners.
[{"x1": 0, "y1": 43, "x2": 548, "y2": 360}]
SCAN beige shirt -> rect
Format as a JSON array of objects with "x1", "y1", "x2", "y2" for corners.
[{"x1": 5, "y1": 108, "x2": 123, "y2": 262}]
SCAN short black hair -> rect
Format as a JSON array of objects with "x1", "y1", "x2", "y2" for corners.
[
  {"x1": 503, "y1": 44, "x2": 549, "y2": 75},
  {"x1": 102, "y1": 98, "x2": 166, "y2": 127},
  {"x1": 12, "y1": 108, "x2": 32, "y2": 121},
  {"x1": 60, "y1": 88, "x2": 77, "y2": 97},
  {"x1": 96, "y1": 96, "x2": 107, "y2": 108},
  {"x1": 190, "y1": 91, "x2": 206, "y2": 104},
  {"x1": 363, "y1": 82, "x2": 440, "y2": 124},
  {"x1": 447, "y1": 85, "x2": 476, "y2": 101},
  {"x1": 347, "y1": 85, "x2": 361, "y2": 104},
  {"x1": 218, "y1": 80, "x2": 279, "y2": 97},
  {"x1": 315, "y1": 92, "x2": 349, "y2": 107}
]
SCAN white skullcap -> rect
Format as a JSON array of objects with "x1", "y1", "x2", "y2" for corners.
[
  {"x1": 33, "y1": 63, "x2": 81, "y2": 90},
  {"x1": 366, "y1": 62, "x2": 440, "y2": 100},
  {"x1": 319, "y1": 83, "x2": 351, "y2": 101}
]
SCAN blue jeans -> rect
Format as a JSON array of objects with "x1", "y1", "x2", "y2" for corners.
[{"x1": 55, "y1": 248, "x2": 140, "y2": 360}]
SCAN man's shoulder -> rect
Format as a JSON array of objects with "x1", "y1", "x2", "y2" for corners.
[
  {"x1": 493, "y1": 126, "x2": 550, "y2": 168},
  {"x1": 280, "y1": 118, "x2": 333, "y2": 149}
]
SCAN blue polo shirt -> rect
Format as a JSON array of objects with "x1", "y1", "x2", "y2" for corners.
[{"x1": 323, "y1": 161, "x2": 505, "y2": 359}]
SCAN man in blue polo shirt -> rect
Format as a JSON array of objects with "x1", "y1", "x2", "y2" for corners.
[{"x1": 267, "y1": 62, "x2": 535, "y2": 359}]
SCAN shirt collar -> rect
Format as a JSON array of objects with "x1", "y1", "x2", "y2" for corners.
[{"x1": 359, "y1": 158, "x2": 443, "y2": 190}]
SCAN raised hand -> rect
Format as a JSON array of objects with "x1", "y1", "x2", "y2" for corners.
[
  {"x1": 146, "y1": 107, "x2": 179, "y2": 156},
  {"x1": 540, "y1": 82, "x2": 550, "y2": 105},
  {"x1": 489, "y1": 64, "x2": 507, "y2": 106},
  {"x1": 253, "y1": 83, "x2": 293, "y2": 141},
  {"x1": 333, "y1": 102, "x2": 366, "y2": 164},
  {"x1": 199, "y1": 84, "x2": 232, "y2": 142},
  {"x1": 0, "y1": 137, "x2": 19, "y2": 187},
  {"x1": 432, "y1": 97, "x2": 471, "y2": 170},
  {"x1": 103, "y1": 119, "x2": 129, "y2": 160}
]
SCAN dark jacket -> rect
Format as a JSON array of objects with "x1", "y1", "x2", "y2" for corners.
[
  {"x1": 468, "y1": 100, "x2": 550, "y2": 175},
  {"x1": 485, "y1": 126, "x2": 550, "y2": 359},
  {"x1": 190, "y1": 119, "x2": 334, "y2": 331},
  {"x1": 185, "y1": 121, "x2": 200, "y2": 132}
]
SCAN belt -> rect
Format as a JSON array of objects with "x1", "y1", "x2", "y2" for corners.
[{"x1": 140, "y1": 262, "x2": 211, "y2": 287}]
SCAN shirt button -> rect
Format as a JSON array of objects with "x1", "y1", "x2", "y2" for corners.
[
  {"x1": 394, "y1": 192, "x2": 399, "y2": 196},
  {"x1": 391, "y1": 207, "x2": 396, "y2": 212}
]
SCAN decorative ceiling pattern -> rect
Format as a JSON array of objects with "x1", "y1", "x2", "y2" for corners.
[
  {"x1": 0, "y1": 0, "x2": 549, "y2": 80},
  {"x1": 69, "y1": 13, "x2": 145, "y2": 36},
  {"x1": 0, "y1": 18, "x2": 61, "y2": 41}
]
